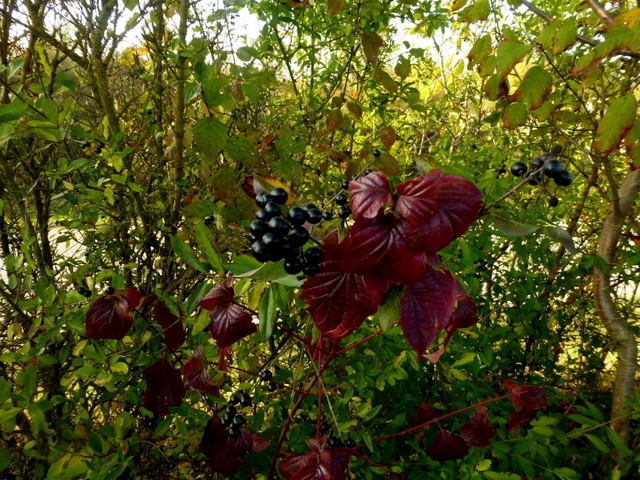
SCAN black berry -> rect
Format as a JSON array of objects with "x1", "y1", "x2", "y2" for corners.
[
  {"x1": 338, "y1": 206, "x2": 351, "y2": 219},
  {"x1": 263, "y1": 202, "x2": 282, "y2": 219},
  {"x1": 305, "y1": 208, "x2": 323, "y2": 224},
  {"x1": 341, "y1": 181, "x2": 350, "y2": 189},
  {"x1": 322, "y1": 211, "x2": 333, "y2": 221},
  {"x1": 550, "y1": 144, "x2": 563, "y2": 155},
  {"x1": 532, "y1": 154, "x2": 549, "y2": 170},
  {"x1": 255, "y1": 193, "x2": 271, "y2": 208},
  {"x1": 287, "y1": 206, "x2": 307, "y2": 226},
  {"x1": 528, "y1": 171, "x2": 543, "y2": 186},
  {"x1": 232, "y1": 415, "x2": 246, "y2": 427},
  {"x1": 268, "y1": 216, "x2": 291, "y2": 237},
  {"x1": 303, "y1": 264, "x2": 319, "y2": 276},
  {"x1": 228, "y1": 426, "x2": 240, "y2": 439},
  {"x1": 267, "y1": 381, "x2": 278, "y2": 392},
  {"x1": 270, "y1": 187, "x2": 288, "y2": 205},
  {"x1": 373, "y1": 149, "x2": 381, "y2": 157},
  {"x1": 542, "y1": 159, "x2": 563, "y2": 178},
  {"x1": 345, "y1": 439, "x2": 356, "y2": 448},
  {"x1": 304, "y1": 247, "x2": 324, "y2": 265},
  {"x1": 335, "y1": 193, "x2": 348, "y2": 206},
  {"x1": 252, "y1": 241, "x2": 270, "y2": 263},
  {"x1": 229, "y1": 394, "x2": 240, "y2": 405},
  {"x1": 250, "y1": 219, "x2": 269, "y2": 238},
  {"x1": 288, "y1": 226, "x2": 310, "y2": 247},
  {"x1": 260, "y1": 370, "x2": 273, "y2": 381},
  {"x1": 554, "y1": 170, "x2": 572, "y2": 186},
  {"x1": 239, "y1": 393, "x2": 252, "y2": 407},
  {"x1": 510, "y1": 161, "x2": 527, "y2": 177},
  {"x1": 105, "y1": 286, "x2": 115, "y2": 295},
  {"x1": 548, "y1": 196, "x2": 559, "y2": 207},
  {"x1": 284, "y1": 259, "x2": 303, "y2": 274}
]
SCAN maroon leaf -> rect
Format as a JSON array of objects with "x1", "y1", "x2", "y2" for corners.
[
  {"x1": 349, "y1": 171, "x2": 393, "y2": 219},
  {"x1": 200, "y1": 277, "x2": 235, "y2": 310},
  {"x1": 183, "y1": 345, "x2": 219, "y2": 396},
  {"x1": 278, "y1": 438, "x2": 352, "y2": 480},
  {"x1": 399, "y1": 266, "x2": 457, "y2": 358},
  {"x1": 143, "y1": 356, "x2": 186, "y2": 416},
  {"x1": 409, "y1": 403, "x2": 440, "y2": 428},
  {"x1": 85, "y1": 287, "x2": 140, "y2": 340},
  {"x1": 395, "y1": 170, "x2": 440, "y2": 224},
  {"x1": 460, "y1": 408, "x2": 496, "y2": 447},
  {"x1": 300, "y1": 243, "x2": 384, "y2": 338},
  {"x1": 340, "y1": 215, "x2": 426, "y2": 283},
  {"x1": 209, "y1": 303, "x2": 257, "y2": 348},
  {"x1": 200, "y1": 416, "x2": 255, "y2": 476},
  {"x1": 402, "y1": 171, "x2": 482, "y2": 253},
  {"x1": 504, "y1": 380, "x2": 547, "y2": 410},
  {"x1": 426, "y1": 430, "x2": 469, "y2": 461},
  {"x1": 507, "y1": 407, "x2": 539, "y2": 433},
  {"x1": 152, "y1": 301, "x2": 186, "y2": 349}
]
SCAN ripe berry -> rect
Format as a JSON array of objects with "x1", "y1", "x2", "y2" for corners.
[
  {"x1": 203, "y1": 215, "x2": 215, "y2": 226},
  {"x1": 267, "y1": 381, "x2": 278, "y2": 392},
  {"x1": 305, "y1": 208, "x2": 323, "y2": 224},
  {"x1": 232, "y1": 415, "x2": 246, "y2": 427},
  {"x1": 255, "y1": 208, "x2": 269, "y2": 221},
  {"x1": 260, "y1": 370, "x2": 273, "y2": 381},
  {"x1": 342, "y1": 181, "x2": 350, "y2": 189},
  {"x1": 288, "y1": 226, "x2": 310, "y2": 247},
  {"x1": 322, "y1": 211, "x2": 333, "y2": 221},
  {"x1": 270, "y1": 187, "x2": 288, "y2": 205},
  {"x1": 532, "y1": 154, "x2": 549, "y2": 170},
  {"x1": 239, "y1": 393, "x2": 252, "y2": 407},
  {"x1": 550, "y1": 144, "x2": 563, "y2": 155},
  {"x1": 221, "y1": 412, "x2": 234, "y2": 426},
  {"x1": 304, "y1": 247, "x2": 324, "y2": 265},
  {"x1": 81, "y1": 141, "x2": 90, "y2": 149},
  {"x1": 303, "y1": 264, "x2": 319, "y2": 276},
  {"x1": 302, "y1": 203, "x2": 318, "y2": 212},
  {"x1": 548, "y1": 196, "x2": 559, "y2": 207},
  {"x1": 228, "y1": 426, "x2": 240, "y2": 439},
  {"x1": 255, "y1": 192, "x2": 271, "y2": 208},
  {"x1": 105, "y1": 286, "x2": 115, "y2": 295},
  {"x1": 287, "y1": 206, "x2": 307, "y2": 226},
  {"x1": 528, "y1": 171, "x2": 543, "y2": 186},
  {"x1": 510, "y1": 161, "x2": 527, "y2": 177},
  {"x1": 268, "y1": 216, "x2": 291, "y2": 237},
  {"x1": 346, "y1": 439, "x2": 356, "y2": 448},
  {"x1": 373, "y1": 149, "x2": 381, "y2": 157},
  {"x1": 284, "y1": 259, "x2": 303, "y2": 274},
  {"x1": 250, "y1": 219, "x2": 269, "y2": 238},
  {"x1": 263, "y1": 202, "x2": 282, "y2": 219},
  {"x1": 338, "y1": 206, "x2": 351, "y2": 219},
  {"x1": 335, "y1": 193, "x2": 348, "y2": 206},
  {"x1": 94, "y1": 147, "x2": 102, "y2": 154},
  {"x1": 229, "y1": 394, "x2": 240, "y2": 405},
  {"x1": 225, "y1": 405, "x2": 237, "y2": 416},
  {"x1": 554, "y1": 170, "x2": 572, "y2": 186},
  {"x1": 321, "y1": 422, "x2": 331, "y2": 435},
  {"x1": 252, "y1": 241, "x2": 270, "y2": 263},
  {"x1": 542, "y1": 158, "x2": 563, "y2": 178}
]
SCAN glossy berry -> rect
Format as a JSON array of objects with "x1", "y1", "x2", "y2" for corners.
[
  {"x1": 338, "y1": 206, "x2": 351, "y2": 219},
  {"x1": 305, "y1": 208, "x2": 323, "y2": 224},
  {"x1": 303, "y1": 264, "x2": 319, "y2": 276},
  {"x1": 510, "y1": 161, "x2": 527, "y2": 177},
  {"x1": 548, "y1": 196, "x2": 559, "y2": 207},
  {"x1": 228, "y1": 426, "x2": 240, "y2": 439},
  {"x1": 532, "y1": 154, "x2": 549, "y2": 169},
  {"x1": 322, "y1": 211, "x2": 333, "y2": 221},
  {"x1": 270, "y1": 187, "x2": 288, "y2": 205},
  {"x1": 203, "y1": 215, "x2": 215, "y2": 226},
  {"x1": 229, "y1": 394, "x2": 240, "y2": 405},
  {"x1": 239, "y1": 393, "x2": 252, "y2": 407},
  {"x1": 304, "y1": 247, "x2": 324, "y2": 265},
  {"x1": 554, "y1": 170, "x2": 572, "y2": 186},
  {"x1": 302, "y1": 203, "x2": 318, "y2": 212},
  {"x1": 94, "y1": 147, "x2": 102, "y2": 154},
  {"x1": 288, "y1": 226, "x2": 310, "y2": 247},
  {"x1": 81, "y1": 141, "x2": 91, "y2": 149},
  {"x1": 267, "y1": 381, "x2": 278, "y2": 392},
  {"x1": 105, "y1": 286, "x2": 115, "y2": 295},
  {"x1": 255, "y1": 192, "x2": 271, "y2": 208},
  {"x1": 225, "y1": 405, "x2": 237, "y2": 416},
  {"x1": 284, "y1": 259, "x2": 303, "y2": 274},
  {"x1": 250, "y1": 219, "x2": 269, "y2": 238},
  {"x1": 321, "y1": 422, "x2": 331, "y2": 435},
  {"x1": 373, "y1": 149, "x2": 381, "y2": 157},
  {"x1": 341, "y1": 181, "x2": 350, "y2": 190},
  {"x1": 263, "y1": 202, "x2": 282, "y2": 219},
  {"x1": 528, "y1": 171, "x2": 544, "y2": 186},
  {"x1": 287, "y1": 206, "x2": 307, "y2": 226},
  {"x1": 335, "y1": 193, "x2": 348, "y2": 206},
  {"x1": 543, "y1": 158, "x2": 563, "y2": 178},
  {"x1": 268, "y1": 216, "x2": 291, "y2": 237},
  {"x1": 252, "y1": 241, "x2": 270, "y2": 263},
  {"x1": 262, "y1": 232, "x2": 281, "y2": 248},
  {"x1": 232, "y1": 415, "x2": 246, "y2": 427},
  {"x1": 260, "y1": 370, "x2": 273, "y2": 381},
  {"x1": 345, "y1": 439, "x2": 356, "y2": 448}
]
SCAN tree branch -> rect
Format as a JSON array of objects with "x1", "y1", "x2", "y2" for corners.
[{"x1": 585, "y1": 0, "x2": 613, "y2": 24}]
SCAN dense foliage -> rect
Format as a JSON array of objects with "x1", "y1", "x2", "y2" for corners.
[{"x1": 0, "y1": 0, "x2": 639, "y2": 478}]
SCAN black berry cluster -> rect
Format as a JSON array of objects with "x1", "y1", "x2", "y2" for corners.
[
  {"x1": 260, "y1": 369, "x2": 278, "y2": 392},
  {"x1": 77, "y1": 286, "x2": 92, "y2": 297},
  {"x1": 249, "y1": 187, "x2": 327, "y2": 276},
  {"x1": 510, "y1": 145, "x2": 571, "y2": 207},
  {"x1": 222, "y1": 392, "x2": 252, "y2": 438}
]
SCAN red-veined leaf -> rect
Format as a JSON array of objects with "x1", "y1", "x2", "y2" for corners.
[
  {"x1": 152, "y1": 301, "x2": 186, "y2": 349},
  {"x1": 426, "y1": 430, "x2": 469, "y2": 461},
  {"x1": 143, "y1": 356, "x2": 185, "y2": 417},
  {"x1": 300, "y1": 244, "x2": 384, "y2": 338},
  {"x1": 507, "y1": 407, "x2": 538, "y2": 433},
  {"x1": 200, "y1": 277, "x2": 235, "y2": 310},
  {"x1": 85, "y1": 287, "x2": 140, "y2": 339},
  {"x1": 409, "y1": 403, "x2": 439, "y2": 428},
  {"x1": 504, "y1": 380, "x2": 547, "y2": 410},
  {"x1": 183, "y1": 345, "x2": 220, "y2": 396},
  {"x1": 278, "y1": 437, "x2": 353, "y2": 480},
  {"x1": 209, "y1": 303, "x2": 257, "y2": 348},
  {"x1": 395, "y1": 170, "x2": 440, "y2": 224},
  {"x1": 460, "y1": 408, "x2": 496, "y2": 447},
  {"x1": 399, "y1": 266, "x2": 457, "y2": 358},
  {"x1": 349, "y1": 171, "x2": 393, "y2": 219}
]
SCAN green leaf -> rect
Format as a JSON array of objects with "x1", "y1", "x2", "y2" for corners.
[
  {"x1": 22, "y1": 363, "x2": 37, "y2": 399},
  {"x1": 236, "y1": 46, "x2": 259, "y2": 62},
  {"x1": 0, "y1": 102, "x2": 28, "y2": 123},
  {"x1": 258, "y1": 284, "x2": 277, "y2": 339},
  {"x1": 494, "y1": 41, "x2": 532, "y2": 81},
  {"x1": 0, "y1": 407, "x2": 22, "y2": 425},
  {"x1": 170, "y1": 235, "x2": 207, "y2": 273},
  {"x1": 225, "y1": 135, "x2": 258, "y2": 168},
  {"x1": 327, "y1": 0, "x2": 344, "y2": 15},
  {"x1": 459, "y1": 0, "x2": 489, "y2": 22},
  {"x1": 585, "y1": 433, "x2": 609, "y2": 454},
  {"x1": 194, "y1": 117, "x2": 228, "y2": 163},
  {"x1": 210, "y1": 165, "x2": 238, "y2": 206},
  {"x1": 553, "y1": 22, "x2": 577, "y2": 54},
  {"x1": 595, "y1": 94, "x2": 637, "y2": 154},
  {"x1": 574, "y1": 28, "x2": 640, "y2": 74},
  {"x1": 467, "y1": 34, "x2": 493, "y2": 70},
  {"x1": 604, "y1": 427, "x2": 633, "y2": 457},
  {"x1": 195, "y1": 223, "x2": 224, "y2": 273},
  {"x1": 510, "y1": 66, "x2": 552, "y2": 109},
  {"x1": 202, "y1": 77, "x2": 230, "y2": 108},
  {"x1": 362, "y1": 31, "x2": 383, "y2": 65},
  {"x1": 541, "y1": 226, "x2": 577, "y2": 254},
  {"x1": 502, "y1": 102, "x2": 527, "y2": 128},
  {"x1": 374, "y1": 285, "x2": 402, "y2": 331},
  {"x1": 452, "y1": 351, "x2": 476, "y2": 367},
  {"x1": 490, "y1": 213, "x2": 540, "y2": 236},
  {"x1": 47, "y1": 453, "x2": 88, "y2": 479},
  {"x1": 394, "y1": 56, "x2": 411, "y2": 80},
  {"x1": 0, "y1": 447, "x2": 10, "y2": 471}
]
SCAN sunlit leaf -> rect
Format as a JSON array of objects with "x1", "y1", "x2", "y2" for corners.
[
  {"x1": 502, "y1": 101, "x2": 527, "y2": 128},
  {"x1": 362, "y1": 31, "x2": 383, "y2": 65},
  {"x1": 349, "y1": 171, "x2": 393, "y2": 219},
  {"x1": 594, "y1": 94, "x2": 637, "y2": 154},
  {"x1": 509, "y1": 66, "x2": 552, "y2": 109}
]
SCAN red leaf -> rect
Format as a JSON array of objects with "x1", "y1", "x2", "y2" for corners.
[
  {"x1": 199, "y1": 416, "x2": 255, "y2": 476},
  {"x1": 507, "y1": 407, "x2": 538, "y2": 433},
  {"x1": 504, "y1": 380, "x2": 547, "y2": 410},
  {"x1": 278, "y1": 438, "x2": 352, "y2": 480},
  {"x1": 400, "y1": 171, "x2": 482, "y2": 253},
  {"x1": 399, "y1": 267, "x2": 457, "y2": 358},
  {"x1": 349, "y1": 171, "x2": 393, "y2": 219},
  {"x1": 85, "y1": 287, "x2": 140, "y2": 339},
  {"x1": 340, "y1": 215, "x2": 426, "y2": 283},
  {"x1": 183, "y1": 345, "x2": 219, "y2": 396},
  {"x1": 200, "y1": 277, "x2": 235, "y2": 310},
  {"x1": 143, "y1": 356, "x2": 186, "y2": 417},
  {"x1": 152, "y1": 301, "x2": 186, "y2": 349},
  {"x1": 460, "y1": 409, "x2": 496, "y2": 447},
  {"x1": 409, "y1": 403, "x2": 440, "y2": 428},
  {"x1": 426, "y1": 430, "x2": 469, "y2": 461},
  {"x1": 299, "y1": 244, "x2": 384, "y2": 338},
  {"x1": 209, "y1": 303, "x2": 257, "y2": 348}
]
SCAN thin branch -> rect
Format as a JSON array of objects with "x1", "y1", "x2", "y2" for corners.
[{"x1": 585, "y1": 0, "x2": 613, "y2": 24}]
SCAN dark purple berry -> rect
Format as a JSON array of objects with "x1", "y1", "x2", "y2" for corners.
[
  {"x1": 267, "y1": 381, "x2": 278, "y2": 392},
  {"x1": 304, "y1": 247, "x2": 324, "y2": 265},
  {"x1": 554, "y1": 170, "x2": 572, "y2": 186},
  {"x1": 510, "y1": 161, "x2": 527, "y2": 177},
  {"x1": 548, "y1": 196, "x2": 559, "y2": 207},
  {"x1": 284, "y1": 259, "x2": 303, "y2": 275},
  {"x1": 263, "y1": 202, "x2": 281, "y2": 219},
  {"x1": 232, "y1": 415, "x2": 246, "y2": 427},
  {"x1": 305, "y1": 208, "x2": 323, "y2": 224},
  {"x1": 542, "y1": 158, "x2": 563, "y2": 178},
  {"x1": 335, "y1": 193, "x2": 348, "y2": 206},
  {"x1": 287, "y1": 206, "x2": 307, "y2": 226},
  {"x1": 550, "y1": 144, "x2": 563, "y2": 155},
  {"x1": 341, "y1": 181, "x2": 350, "y2": 189},
  {"x1": 345, "y1": 439, "x2": 356, "y2": 448},
  {"x1": 252, "y1": 241, "x2": 270, "y2": 263},
  {"x1": 322, "y1": 211, "x2": 333, "y2": 220},
  {"x1": 250, "y1": 219, "x2": 269, "y2": 238},
  {"x1": 260, "y1": 370, "x2": 273, "y2": 381},
  {"x1": 228, "y1": 426, "x2": 240, "y2": 438},
  {"x1": 105, "y1": 286, "x2": 115, "y2": 295},
  {"x1": 288, "y1": 226, "x2": 310, "y2": 247},
  {"x1": 270, "y1": 187, "x2": 288, "y2": 205},
  {"x1": 303, "y1": 264, "x2": 319, "y2": 276},
  {"x1": 338, "y1": 206, "x2": 351, "y2": 219},
  {"x1": 268, "y1": 216, "x2": 290, "y2": 237},
  {"x1": 239, "y1": 393, "x2": 252, "y2": 407},
  {"x1": 373, "y1": 149, "x2": 381, "y2": 157},
  {"x1": 229, "y1": 394, "x2": 240, "y2": 405}
]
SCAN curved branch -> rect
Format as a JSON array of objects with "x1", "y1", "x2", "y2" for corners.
[{"x1": 593, "y1": 168, "x2": 640, "y2": 463}]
